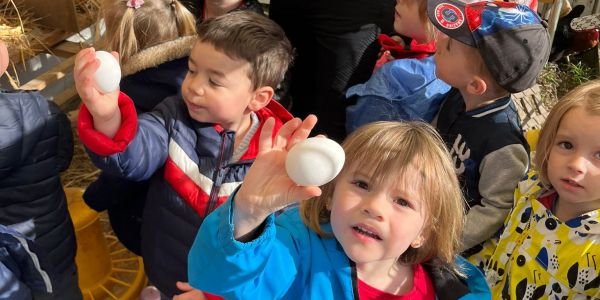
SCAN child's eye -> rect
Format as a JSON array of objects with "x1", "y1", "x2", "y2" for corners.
[
  {"x1": 394, "y1": 198, "x2": 411, "y2": 208},
  {"x1": 594, "y1": 152, "x2": 600, "y2": 160},
  {"x1": 352, "y1": 180, "x2": 369, "y2": 190},
  {"x1": 187, "y1": 68, "x2": 195, "y2": 75},
  {"x1": 209, "y1": 78, "x2": 222, "y2": 87},
  {"x1": 557, "y1": 141, "x2": 573, "y2": 150}
]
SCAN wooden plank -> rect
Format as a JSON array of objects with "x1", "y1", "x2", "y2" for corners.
[
  {"x1": 20, "y1": 55, "x2": 76, "y2": 91},
  {"x1": 52, "y1": 41, "x2": 83, "y2": 58},
  {"x1": 54, "y1": 85, "x2": 79, "y2": 110}
]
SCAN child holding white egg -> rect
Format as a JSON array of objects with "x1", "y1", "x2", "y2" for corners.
[
  {"x1": 187, "y1": 119, "x2": 491, "y2": 299},
  {"x1": 82, "y1": 0, "x2": 197, "y2": 261},
  {"x1": 74, "y1": 11, "x2": 294, "y2": 298}
]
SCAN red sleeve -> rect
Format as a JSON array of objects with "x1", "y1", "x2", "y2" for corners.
[{"x1": 77, "y1": 92, "x2": 138, "y2": 156}]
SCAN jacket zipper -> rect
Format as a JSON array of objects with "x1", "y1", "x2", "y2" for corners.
[{"x1": 204, "y1": 131, "x2": 228, "y2": 217}]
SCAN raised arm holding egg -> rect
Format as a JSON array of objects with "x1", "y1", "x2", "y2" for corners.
[{"x1": 74, "y1": 48, "x2": 122, "y2": 138}]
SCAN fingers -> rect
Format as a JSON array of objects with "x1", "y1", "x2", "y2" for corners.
[
  {"x1": 287, "y1": 114, "x2": 317, "y2": 149},
  {"x1": 273, "y1": 118, "x2": 301, "y2": 149},
  {"x1": 258, "y1": 117, "x2": 275, "y2": 153},
  {"x1": 289, "y1": 185, "x2": 322, "y2": 203},
  {"x1": 74, "y1": 48, "x2": 100, "y2": 102},
  {"x1": 176, "y1": 281, "x2": 193, "y2": 292},
  {"x1": 110, "y1": 51, "x2": 120, "y2": 62}
]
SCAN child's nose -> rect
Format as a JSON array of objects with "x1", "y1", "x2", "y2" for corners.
[
  {"x1": 361, "y1": 195, "x2": 386, "y2": 221},
  {"x1": 567, "y1": 155, "x2": 587, "y2": 174}
]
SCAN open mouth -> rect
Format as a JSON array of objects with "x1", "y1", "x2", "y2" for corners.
[
  {"x1": 561, "y1": 178, "x2": 583, "y2": 188},
  {"x1": 352, "y1": 225, "x2": 382, "y2": 240}
]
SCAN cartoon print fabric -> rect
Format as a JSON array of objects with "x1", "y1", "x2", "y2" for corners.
[{"x1": 469, "y1": 171, "x2": 600, "y2": 299}]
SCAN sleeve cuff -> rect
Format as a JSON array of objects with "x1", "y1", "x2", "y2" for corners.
[
  {"x1": 77, "y1": 92, "x2": 138, "y2": 156},
  {"x1": 217, "y1": 192, "x2": 276, "y2": 256}
]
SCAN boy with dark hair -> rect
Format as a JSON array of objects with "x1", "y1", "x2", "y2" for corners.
[
  {"x1": 74, "y1": 11, "x2": 294, "y2": 298},
  {"x1": 427, "y1": 0, "x2": 550, "y2": 256}
]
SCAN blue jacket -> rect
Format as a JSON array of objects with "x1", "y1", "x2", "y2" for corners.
[
  {"x1": 78, "y1": 93, "x2": 292, "y2": 296},
  {"x1": 188, "y1": 197, "x2": 491, "y2": 299},
  {"x1": 0, "y1": 225, "x2": 53, "y2": 300},
  {"x1": 0, "y1": 90, "x2": 76, "y2": 281},
  {"x1": 345, "y1": 56, "x2": 450, "y2": 133}
]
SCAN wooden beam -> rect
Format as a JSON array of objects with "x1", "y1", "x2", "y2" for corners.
[
  {"x1": 52, "y1": 41, "x2": 83, "y2": 58},
  {"x1": 20, "y1": 55, "x2": 76, "y2": 91}
]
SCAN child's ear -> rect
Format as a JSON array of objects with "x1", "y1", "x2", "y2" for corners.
[
  {"x1": 410, "y1": 234, "x2": 426, "y2": 249},
  {"x1": 466, "y1": 76, "x2": 487, "y2": 96},
  {"x1": 248, "y1": 86, "x2": 274, "y2": 111}
]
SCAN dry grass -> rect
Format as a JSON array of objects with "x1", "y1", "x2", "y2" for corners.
[{"x1": 61, "y1": 109, "x2": 100, "y2": 189}]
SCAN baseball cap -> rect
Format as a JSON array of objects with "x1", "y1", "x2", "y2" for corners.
[{"x1": 427, "y1": 0, "x2": 550, "y2": 93}]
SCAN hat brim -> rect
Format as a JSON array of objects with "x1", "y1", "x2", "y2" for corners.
[{"x1": 427, "y1": 0, "x2": 476, "y2": 47}]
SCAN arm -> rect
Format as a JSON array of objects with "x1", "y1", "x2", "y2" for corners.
[
  {"x1": 73, "y1": 48, "x2": 121, "y2": 138},
  {"x1": 49, "y1": 101, "x2": 74, "y2": 172},
  {"x1": 461, "y1": 144, "x2": 529, "y2": 251},
  {"x1": 188, "y1": 116, "x2": 320, "y2": 298},
  {"x1": 78, "y1": 93, "x2": 170, "y2": 180}
]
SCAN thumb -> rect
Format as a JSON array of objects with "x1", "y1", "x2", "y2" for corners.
[
  {"x1": 290, "y1": 186, "x2": 322, "y2": 203},
  {"x1": 176, "y1": 281, "x2": 193, "y2": 292}
]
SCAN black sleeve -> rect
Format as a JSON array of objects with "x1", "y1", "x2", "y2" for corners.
[{"x1": 49, "y1": 101, "x2": 74, "y2": 172}]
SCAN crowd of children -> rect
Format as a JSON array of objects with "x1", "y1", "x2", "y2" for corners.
[{"x1": 2, "y1": 0, "x2": 600, "y2": 298}]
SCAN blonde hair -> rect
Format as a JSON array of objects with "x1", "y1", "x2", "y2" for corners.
[
  {"x1": 535, "y1": 80, "x2": 600, "y2": 186},
  {"x1": 416, "y1": 0, "x2": 436, "y2": 42},
  {"x1": 300, "y1": 121, "x2": 465, "y2": 266},
  {"x1": 101, "y1": 0, "x2": 196, "y2": 64}
]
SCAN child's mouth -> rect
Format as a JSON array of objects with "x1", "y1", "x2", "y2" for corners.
[
  {"x1": 561, "y1": 178, "x2": 583, "y2": 188},
  {"x1": 352, "y1": 225, "x2": 382, "y2": 240}
]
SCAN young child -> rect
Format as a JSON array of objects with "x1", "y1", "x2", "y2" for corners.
[
  {"x1": 187, "y1": 118, "x2": 491, "y2": 299},
  {"x1": 345, "y1": 0, "x2": 451, "y2": 133},
  {"x1": 83, "y1": 0, "x2": 197, "y2": 256},
  {"x1": 427, "y1": 0, "x2": 550, "y2": 256},
  {"x1": 475, "y1": 81, "x2": 600, "y2": 298},
  {"x1": 74, "y1": 11, "x2": 294, "y2": 298},
  {"x1": 0, "y1": 40, "x2": 81, "y2": 298}
]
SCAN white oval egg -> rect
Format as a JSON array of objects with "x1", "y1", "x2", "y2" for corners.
[
  {"x1": 93, "y1": 51, "x2": 121, "y2": 94},
  {"x1": 285, "y1": 137, "x2": 345, "y2": 186}
]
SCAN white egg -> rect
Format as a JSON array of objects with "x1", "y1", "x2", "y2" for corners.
[
  {"x1": 285, "y1": 137, "x2": 345, "y2": 186},
  {"x1": 93, "y1": 51, "x2": 121, "y2": 94}
]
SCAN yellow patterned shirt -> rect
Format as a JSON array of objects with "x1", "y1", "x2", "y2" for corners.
[{"x1": 468, "y1": 171, "x2": 600, "y2": 299}]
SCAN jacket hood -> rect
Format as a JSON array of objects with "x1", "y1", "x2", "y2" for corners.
[
  {"x1": 121, "y1": 35, "x2": 196, "y2": 77},
  {"x1": 0, "y1": 91, "x2": 49, "y2": 178}
]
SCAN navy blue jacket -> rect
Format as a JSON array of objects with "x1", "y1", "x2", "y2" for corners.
[
  {"x1": 0, "y1": 90, "x2": 76, "y2": 284},
  {"x1": 0, "y1": 225, "x2": 53, "y2": 299}
]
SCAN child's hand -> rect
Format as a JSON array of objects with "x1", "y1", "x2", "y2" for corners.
[
  {"x1": 233, "y1": 115, "x2": 322, "y2": 240},
  {"x1": 173, "y1": 281, "x2": 207, "y2": 300},
  {"x1": 74, "y1": 48, "x2": 122, "y2": 138}
]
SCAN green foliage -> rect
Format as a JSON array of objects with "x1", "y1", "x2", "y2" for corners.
[{"x1": 537, "y1": 61, "x2": 597, "y2": 109}]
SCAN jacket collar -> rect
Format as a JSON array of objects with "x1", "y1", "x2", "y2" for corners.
[{"x1": 121, "y1": 36, "x2": 196, "y2": 77}]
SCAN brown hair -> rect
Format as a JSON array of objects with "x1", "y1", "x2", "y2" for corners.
[
  {"x1": 196, "y1": 11, "x2": 293, "y2": 89},
  {"x1": 101, "y1": 0, "x2": 196, "y2": 64},
  {"x1": 535, "y1": 80, "x2": 600, "y2": 186},
  {"x1": 300, "y1": 121, "x2": 465, "y2": 266}
]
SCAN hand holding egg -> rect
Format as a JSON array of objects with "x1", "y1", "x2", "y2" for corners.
[{"x1": 285, "y1": 137, "x2": 345, "y2": 186}]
